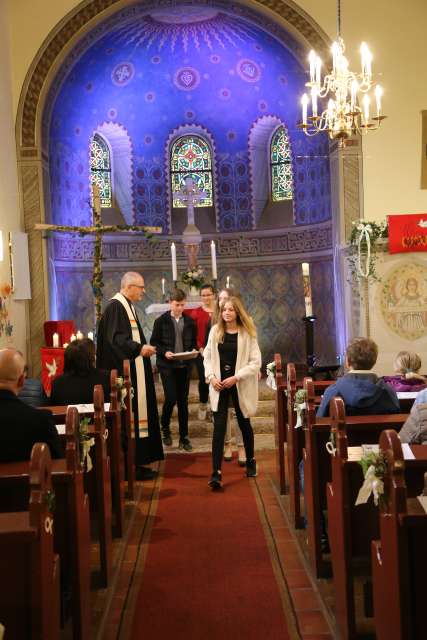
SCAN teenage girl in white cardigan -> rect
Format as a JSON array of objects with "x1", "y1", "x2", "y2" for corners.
[{"x1": 204, "y1": 296, "x2": 262, "y2": 489}]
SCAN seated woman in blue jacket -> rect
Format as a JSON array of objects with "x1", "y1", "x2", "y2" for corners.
[{"x1": 316, "y1": 337, "x2": 400, "y2": 417}]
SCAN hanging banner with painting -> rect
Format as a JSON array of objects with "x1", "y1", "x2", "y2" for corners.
[{"x1": 388, "y1": 213, "x2": 427, "y2": 253}]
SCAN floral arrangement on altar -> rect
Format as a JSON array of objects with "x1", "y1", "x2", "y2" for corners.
[
  {"x1": 181, "y1": 265, "x2": 205, "y2": 289},
  {"x1": 355, "y1": 449, "x2": 386, "y2": 507},
  {"x1": 0, "y1": 282, "x2": 13, "y2": 339},
  {"x1": 266, "y1": 361, "x2": 276, "y2": 390},
  {"x1": 348, "y1": 220, "x2": 388, "y2": 285}
]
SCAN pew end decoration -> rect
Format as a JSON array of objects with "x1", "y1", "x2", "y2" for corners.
[
  {"x1": 79, "y1": 416, "x2": 95, "y2": 471},
  {"x1": 348, "y1": 219, "x2": 388, "y2": 285},
  {"x1": 266, "y1": 361, "x2": 277, "y2": 390},
  {"x1": 294, "y1": 388, "x2": 307, "y2": 428},
  {"x1": 355, "y1": 450, "x2": 387, "y2": 507}
]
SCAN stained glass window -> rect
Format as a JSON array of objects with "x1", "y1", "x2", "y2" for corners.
[
  {"x1": 171, "y1": 136, "x2": 213, "y2": 207},
  {"x1": 270, "y1": 126, "x2": 293, "y2": 201},
  {"x1": 90, "y1": 134, "x2": 112, "y2": 208}
]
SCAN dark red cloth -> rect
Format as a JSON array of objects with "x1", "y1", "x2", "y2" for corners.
[
  {"x1": 388, "y1": 213, "x2": 427, "y2": 254},
  {"x1": 41, "y1": 347, "x2": 64, "y2": 396},
  {"x1": 184, "y1": 306, "x2": 212, "y2": 349},
  {"x1": 43, "y1": 320, "x2": 76, "y2": 348}
]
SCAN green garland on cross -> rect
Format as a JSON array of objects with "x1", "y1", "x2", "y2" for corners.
[{"x1": 35, "y1": 184, "x2": 162, "y2": 323}]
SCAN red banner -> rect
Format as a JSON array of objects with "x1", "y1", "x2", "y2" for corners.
[
  {"x1": 41, "y1": 347, "x2": 64, "y2": 396},
  {"x1": 388, "y1": 213, "x2": 427, "y2": 253}
]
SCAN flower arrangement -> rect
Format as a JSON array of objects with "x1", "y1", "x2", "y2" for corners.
[
  {"x1": 266, "y1": 361, "x2": 276, "y2": 390},
  {"x1": 355, "y1": 450, "x2": 386, "y2": 507},
  {"x1": 79, "y1": 417, "x2": 95, "y2": 471},
  {"x1": 181, "y1": 265, "x2": 205, "y2": 289},
  {"x1": 348, "y1": 220, "x2": 388, "y2": 285},
  {"x1": 294, "y1": 388, "x2": 307, "y2": 428},
  {"x1": 0, "y1": 282, "x2": 13, "y2": 339},
  {"x1": 116, "y1": 376, "x2": 134, "y2": 409}
]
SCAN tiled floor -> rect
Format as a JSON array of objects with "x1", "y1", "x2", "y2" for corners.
[{"x1": 88, "y1": 444, "x2": 337, "y2": 639}]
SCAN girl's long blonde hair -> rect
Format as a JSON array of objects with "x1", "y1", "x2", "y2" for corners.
[{"x1": 215, "y1": 296, "x2": 256, "y2": 343}]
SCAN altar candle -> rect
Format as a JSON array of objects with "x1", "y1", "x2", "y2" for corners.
[
  {"x1": 70, "y1": 333, "x2": 76, "y2": 342},
  {"x1": 301, "y1": 262, "x2": 313, "y2": 317},
  {"x1": 87, "y1": 331, "x2": 94, "y2": 341},
  {"x1": 161, "y1": 278, "x2": 165, "y2": 295},
  {"x1": 52, "y1": 332, "x2": 59, "y2": 348},
  {"x1": 171, "y1": 243, "x2": 177, "y2": 281},
  {"x1": 76, "y1": 330, "x2": 83, "y2": 340},
  {"x1": 210, "y1": 241, "x2": 217, "y2": 279},
  {"x1": 226, "y1": 275, "x2": 230, "y2": 288}
]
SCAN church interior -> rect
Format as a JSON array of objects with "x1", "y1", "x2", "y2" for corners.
[{"x1": 0, "y1": 0, "x2": 427, "y2": 638}]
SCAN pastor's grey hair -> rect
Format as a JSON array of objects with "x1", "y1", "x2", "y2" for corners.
[{"x1": 120, "y1": 272, "x2": 143, "y2": 290}]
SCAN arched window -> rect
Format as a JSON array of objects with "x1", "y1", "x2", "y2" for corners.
[
  {"x1": 171, "y1": 136, "x2": 213, "y2": 207},
  {"x1": 270, "y1": 126, "x2": 293, "y2": 201},
  {"x1": 90, "y1": 134, "x2": 112, "y2": 208}
]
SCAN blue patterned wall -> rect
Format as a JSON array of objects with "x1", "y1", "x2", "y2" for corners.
[{"x1": 47, "y1": 2, "x2": 331, "y2": 231}]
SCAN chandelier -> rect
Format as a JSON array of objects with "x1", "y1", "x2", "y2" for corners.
[{"x1": 298, "y1": 0, "x2": 386, "y2": 145}]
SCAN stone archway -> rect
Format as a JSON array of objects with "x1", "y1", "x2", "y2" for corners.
[{"x1": 15, "y1": 0, "x2": 358, "y2": 373}]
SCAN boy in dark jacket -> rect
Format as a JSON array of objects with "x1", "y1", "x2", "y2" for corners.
[
  {"x1": 151, "y1": 289, "x2": 197, "y2": 450},
  {"x1": 317, "y1": 337, "x2": 400, "y2": 417}
]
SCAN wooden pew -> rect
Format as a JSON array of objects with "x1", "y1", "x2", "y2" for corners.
[
  {"x1": 273, "y1": 354, "x2": 287, "y2": 495},
  {"x1": 109, "y1": 369, "x2": 125, "y2": 537},
  {"x1": 0, "y1": 443, "x2": 60, "y2": 640},
  {"x1": 0, "y1": 408, "x2": 91, "y2": 640},
  {"x1": 326, "y1": 398, "x2": 427, "y2": 640},
  {"x1": 123, "y1": 359, "x2": 136, "y2": 500},
  {"x1": 303, "y1": 380, "x2": 408, "y2": 578},
  {"x1": 372, "y1": 430, "x2": 427, "y2": 640}
]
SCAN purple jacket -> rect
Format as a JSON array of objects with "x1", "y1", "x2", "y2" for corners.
[{"x1": 382, "y1": 375, "x2": 427, "y2": 393}]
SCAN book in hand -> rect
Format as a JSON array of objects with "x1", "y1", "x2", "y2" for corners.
[{"x1": 169, "y1": 350, "x2": 199, "y2": 361}]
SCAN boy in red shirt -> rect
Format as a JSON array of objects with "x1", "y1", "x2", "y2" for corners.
[{"x1": 184, "y1": 284, "x2": 215, "y2": 419}]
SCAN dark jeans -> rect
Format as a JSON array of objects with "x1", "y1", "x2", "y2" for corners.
[
  {"x1": 212, "y1": 386, "x2": 254, "y2": 471},
  {"x1": 160, "y1": 367, "x2": 190, "y2": 441},
  {"x1": 193, "y1": 354, "x2": 209, "y2": 403}
]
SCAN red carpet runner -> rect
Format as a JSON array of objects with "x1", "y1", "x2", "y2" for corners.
[{"x1": 129, "y1": 453, "x2": 291, "y2": 639}]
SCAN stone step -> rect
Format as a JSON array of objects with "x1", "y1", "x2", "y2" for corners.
[
  {"x1": 156, "y1": 398, "x2": 275, "y2": 419},
  {"x1": 165, "y1": 415, "x2": 274, "y2": 438}
]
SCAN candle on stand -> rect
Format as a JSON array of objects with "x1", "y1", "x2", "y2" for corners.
[
  {"x1": 301, "y1": 262, "x2": 313, "y2": 317},
  {"x1": 210, "y1": 241, "x2": 217, "y2": 280},
  {"x1": 87, "y1": 331, "x2": 94, "y2": 341},
  {"x1": 52, "y1": 332, "x2": 59, "y2": 348},
  {"x1": 76, "y1": 330, "x2": 83, "y2": 340},
  {"x1": 226, "y1": 275, "x2": 230, "y2": 288},
  {"x1": 70, "y1": 333, "x2": 76, "y2": 342},
  {"x1": 171, "y1": 243, "x2": 177, "y2": 282},
  {"x1": 161, "y1": 278, "x2": 166, "y2": 295}
]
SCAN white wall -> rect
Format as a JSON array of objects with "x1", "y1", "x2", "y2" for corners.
[{"x1": 0, "y1": 0, "x2": 27, "y2": 354}]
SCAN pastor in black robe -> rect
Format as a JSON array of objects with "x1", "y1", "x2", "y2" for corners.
[{"x1": 96, "y1": 297, "x2": 164, "y2": 466}]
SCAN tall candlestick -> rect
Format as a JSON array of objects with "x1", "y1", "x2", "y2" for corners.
[
  {"x1": 52, "y1": 332, "x2": 59, "y2": 348},
  {"x1": 226, "y1": 275, "x2": 230, "y2": 288},
  {"x1": 87, "y1": 331, "x2": 94, "y2": 341},
  {"x1": 302, "y1": 262, "x2": 313, "y2": 317},
  {"x1": 210, "y1": 241, "x2": 217, "y2": 279},
  {"x1": 161, "y1": 278, "x2": 165, "y2": 295},
  {"x1": 171, "y1": 243, "x2": 177, "y2": 282}
]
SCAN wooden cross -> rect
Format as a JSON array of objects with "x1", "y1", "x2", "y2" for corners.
[
  {"x1": 35, "y1": 184, "x2": 162, "y2": 323},
  {"x1": 175, "y1": 177, "x2": 207, "y2": 227}
]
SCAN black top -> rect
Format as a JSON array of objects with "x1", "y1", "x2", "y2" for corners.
[
  {"x1": 218, "y1": 332, "x2": 238, "y2": 378},
  {"x1": 50, "y1": 369, "x2": 110, "y2": 405},
  {"x1": 0, "y1": 389, "x2": 63, "y2": 462},
  {"x1": 151, "y1": 311, "x2": 197, "y2": 370}
]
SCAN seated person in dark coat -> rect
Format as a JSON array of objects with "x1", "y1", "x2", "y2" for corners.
[
  {"x1": 50, "y1": 338, "x2": 110, "y2": 405},
  {"x1": 18, "y1": 364, "x2": 48, "y2": 407},
  {"x1": 0, "y1": 348, "x2": 63, "y2": 462},
  {"x1": 317, "y1": 337, "x2": 400, "y2": 417}
]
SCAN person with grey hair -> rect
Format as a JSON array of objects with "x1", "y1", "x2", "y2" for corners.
[
  {"x1": 0, "y1": 348, "x2": 63, "y2": 462},
  {"x1": 96, "y1": 271, "x2": 164, "y2": 480}
]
